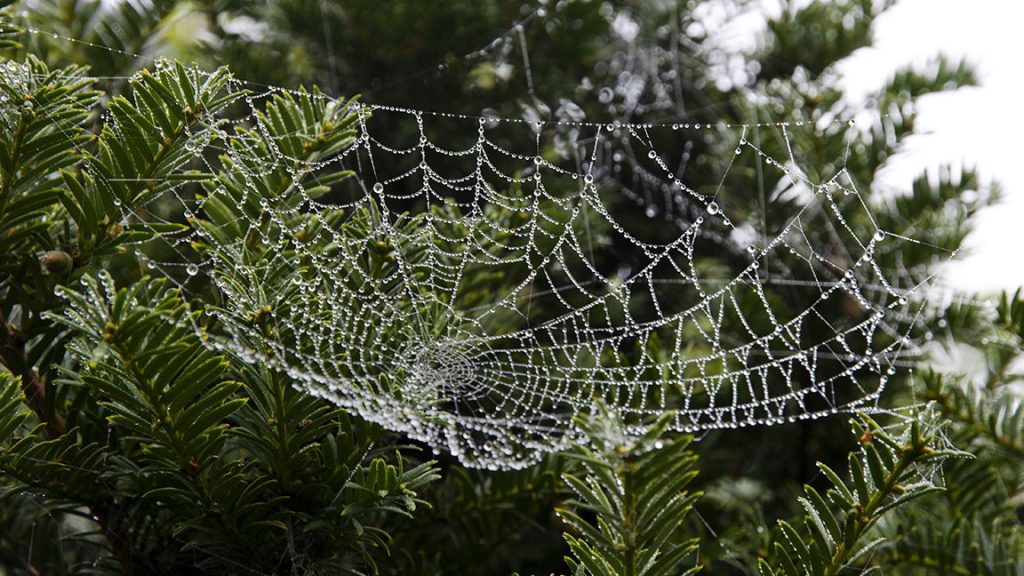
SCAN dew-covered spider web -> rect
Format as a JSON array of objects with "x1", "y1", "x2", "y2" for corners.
[{"x1": 82, "y1": 62, "x2": 948, "y2": 469}]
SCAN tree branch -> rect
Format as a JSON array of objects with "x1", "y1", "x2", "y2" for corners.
[{"x1": 0, "y1": 309, "x2": 66, "y2": 438}]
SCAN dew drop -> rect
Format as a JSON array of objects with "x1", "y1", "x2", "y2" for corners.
[
  {"x1": 647, "y1": 150, "x2": 657, "y2": 159},
  {"x1": 645, "y1": 206, "x2": 658, "y2": 218},
  {"x1": 735, "y1": 147, "x2": 742, "y2": 155},
  {"x1": 373, "y1": 183, "x2": 384, "y2": 193},
  {"x1": 584, "y1": 174, "x2": 594, "y2": 184},
  {"x1": 873, "y1": 231, "x2": 885, "y2": 242},
  {"x1": 186, "y1": 263, "x2": 199, "y2": 276},
  {"x1": 706, "y1": 201, "x2": 719, "y2": 215}
]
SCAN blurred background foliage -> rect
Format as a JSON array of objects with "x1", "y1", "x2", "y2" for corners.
[{"x1": 0, "y1": 0, "x2": 1021, "y2": 574}]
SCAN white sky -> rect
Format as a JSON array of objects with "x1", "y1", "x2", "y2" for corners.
[{"x1": 840, "y1": 0, "x2": 1024, "y2": 294}]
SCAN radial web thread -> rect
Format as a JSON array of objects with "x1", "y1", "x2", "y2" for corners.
[{"x1": 92, "y1": 72, "x2": 946, "y2": 469}]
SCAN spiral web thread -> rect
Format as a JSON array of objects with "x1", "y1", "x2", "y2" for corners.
[
  {"x1": 71, "y1": 61, "x2": 947, "y2": 468},
  {"x1": 3, "y1": 7, "x2": 956, "y2": 468}
]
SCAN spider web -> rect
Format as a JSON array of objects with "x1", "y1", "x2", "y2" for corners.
[
  {"x1": 111, "y1": 73, "x2": 937, "y2": 469},
  {"x1": 11, "y1": 13, "x2": 947, "y2": 468}
]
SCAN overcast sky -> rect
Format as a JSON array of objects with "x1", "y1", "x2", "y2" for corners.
[{"x1": 840, "y1": 0, "x2": 1024, "y2": 293}]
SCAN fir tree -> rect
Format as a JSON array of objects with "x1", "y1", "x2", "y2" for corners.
[{"x1": 0, "y1": 1, "x2": 1019, "y2": 575}]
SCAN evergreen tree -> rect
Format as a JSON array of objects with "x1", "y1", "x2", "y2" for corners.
[{"x1": 0, "y1": 1, "x2": 1019, "y2": 574}]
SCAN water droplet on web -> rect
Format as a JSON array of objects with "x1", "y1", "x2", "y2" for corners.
[
  {"x1": 113, "y1": 85, "x2": 951, "y2": 468},
  {"x1": 873, "y1": 231, "x2": 885, "y2": 242}
]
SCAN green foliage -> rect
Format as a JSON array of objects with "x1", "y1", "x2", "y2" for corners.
[
  {"x1": 869, "y1": 291, "x2": 1024, "y2": 575},
  {"x1": 558, "y1": 413, "x2": 701, "y2": 576},
  {"x1": 1, "y1": 273, "x2": 440, "y2": 574},
  {"x1": 22, "y1": 0, "x2": 183, "y2": 79},
  {"x1": 0, "y1": 56, "x2": 95, "y2": 256},
  {"x1": 389, "y1": 457, "x2": 567, "y2": 575},
  {"x1": 922, "y1": 372, "x2": 1024, "y2": 460},
  {"x1": 0, "y1": 371, "x2": 29, "y2": 444},
  {"x1": 0, "y1": 0, "x2": 1015, "y2": 574},
  {"x1": 758, "y1": 409, "x2": 968, "y2": 575},
  {"x1": 763, "y1": 0, "x2": 892, "y2": 80},
  {"x1": 0, "y1": 44, "x2": 442, "y2": 573}
]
